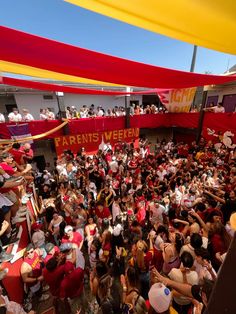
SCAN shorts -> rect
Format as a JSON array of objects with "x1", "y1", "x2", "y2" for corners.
[{"x1": 3, "y1": 191, "x2": 17, "y2": 203}]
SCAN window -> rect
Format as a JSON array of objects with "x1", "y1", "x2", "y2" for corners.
[{"x1": 43, "y1": 95, "x2": 53, "y2": 100}]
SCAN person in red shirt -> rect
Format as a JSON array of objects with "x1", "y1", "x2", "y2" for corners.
[
  {"x1": 20, "y1": 244, "x2": 48, "y2": 301},
  {"x1": 8, "y1": 143, "x2": 25, "y2": 165},
  {"x1": 62, "y1": 225, "x2": 83, "y2": 249},
  {"x1": 95, "y1": 203, "x2": 111, "y2": 220},
  {"x1": 43, "y1": 256, "x2": 67, "y2": 297},
  {"x1": 59, "y1": 262, "x2": 84, "y2": 313},
  {"x1": 0, "y1": 153, "x2": 15, "y2": 177},
  {"x1": 19, "y1": 143, "x2": 34, "y2": 164},
  {"x1": 44, "y1": 242, "x2": 60, "y2": 264},
  {"x1": 0, "y1": 153, "x2": 22, "y2": 217}
]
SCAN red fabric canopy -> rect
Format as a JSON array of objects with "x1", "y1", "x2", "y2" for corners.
[
  {"x1": 0, "y1": 76, "x2": 160, "y2": 96},
  {"x1": 0, "y1": 26, "x2": 235, "y2": 89}
]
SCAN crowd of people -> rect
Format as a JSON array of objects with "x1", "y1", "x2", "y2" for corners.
[
  {"x1": 0, "y1": 103, "x2": 167, "y2": 124},
  {"x1": 0, "y1": 134, "x2": 236, "y2": 314},
  {"x1": 1, "y1": 101, "x2": 232, "y2": 124},
  {"x1": 65, "y1": 103, "x2": 167, "y2": 119},
  {"x1": 0, "y1": 107, "x2": 56, "y2": 123}
]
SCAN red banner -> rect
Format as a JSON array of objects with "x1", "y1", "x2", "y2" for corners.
[
  {"x1": 202, "y1": 112, "x2": 236, "y2": 148},
  {"x1": 54, "y1": 128, "x2": 140, "y2": 155},
  {"x1": 0, "y1": 26, "x2": 236, "y2": 89},
  {"x1": 0, "y1": 114, "x2": 200, "y2": 141},
  {"x1": 68, "y1": 116, "x2": 125, "y2": 134},
  {"x1": 130, "y1": 113, "x2": 199, "y2": 129}
]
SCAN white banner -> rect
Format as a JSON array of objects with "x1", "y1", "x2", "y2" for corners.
[{"x1": 158, "y1": 87, "x2": 196, "y2": 112}]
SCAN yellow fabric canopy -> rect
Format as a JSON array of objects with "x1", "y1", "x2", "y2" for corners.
[
  {"x1": 65, "y1": 0, "x2": 236, "y2": 55},
  {"x1": 0, "y1": 60, "x2": 121, "y2": 87}
]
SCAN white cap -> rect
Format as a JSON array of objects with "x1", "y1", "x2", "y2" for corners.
[
  {"x1": 148, "y1": 283, "x2": 171, "y2": 313},
  {"x1": 64, "y1": 225, "x2": 73, "y2": 233}
]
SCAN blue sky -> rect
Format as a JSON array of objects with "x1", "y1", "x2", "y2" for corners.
[{"x1": 0, "y1": 0, "x2": 236, "y2": 75}]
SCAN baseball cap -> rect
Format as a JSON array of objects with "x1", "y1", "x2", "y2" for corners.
[
  {"x1": 45, "y1": 242, "x2": 55, "y2": 253},
  {"x1": 148, "y1": 283, "x2": 171, "y2": 313},
  {"x1": 64, "y1": 225, "x2": 73, "y2": 233},
  {"x1": 60, "y1": 242, "x2": 72, "y2": 252}
]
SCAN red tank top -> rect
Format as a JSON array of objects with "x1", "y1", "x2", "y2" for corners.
[{"x1": 24, "y1": 252, "x2": 42, "y2": 281}]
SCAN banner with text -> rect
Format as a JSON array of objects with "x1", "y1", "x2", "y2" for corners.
[
  {"x1": 54, "y1": 128, "x2": 140, "y2": 155},
  {"x1": 158, "y1": 87, "x2": 196, "y2": 112}
]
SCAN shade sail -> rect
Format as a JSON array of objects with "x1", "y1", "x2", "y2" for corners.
[
  {"x1": 0, "y1": 76, "x2": 160, "y2": 95},
  {"x1": 0, "y1": 60, "x2": 121, "y2": 86},
  {"x1": 0, "y1": 26, "x2": 235, "y2": 89},
  {"x1": 65, "y1": 0, "x2": 236, "y2": 55}
]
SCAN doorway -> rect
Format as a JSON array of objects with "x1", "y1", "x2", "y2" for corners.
[
  {"x1": 205, "y1": 95, "x2": 219, "y2": 108},
  {"x1": 142, "y1": 95, "x2": 160, "y2": 108},
  {"x1": 222, "y1": 94, "x2": 236, "y2": 112},
  {"x1": 5, "y1": 104, "x2": 18, "y2": 114},
  {"x1": 33, "y1": 155, "x2": 46, "y2": 172}
]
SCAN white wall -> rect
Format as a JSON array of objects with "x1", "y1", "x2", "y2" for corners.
[
  {"x1": 63, "y1": 94, "x2": 142, "y2": 111},
  {"x1": 14, "y1": 93, "x2": 58, "y2": 120},
  {"x1": 206, "y1": 85, "x2": 236, "y2": 104},
  {"x1": 11, "y1": 93, "x2": 143, "y2": 119}
]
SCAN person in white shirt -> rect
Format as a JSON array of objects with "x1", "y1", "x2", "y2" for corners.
[
  {"x1": 87, "y1": 180, "x2": 97, "y2": 199},
  {"x1": 180, "y1": 233, "x2": 208, "y2": 258},
  {"x1": 149, "y1": 200, "x2": 167, "y2": 224},
  {"x1": 213, "y1": 103, "x2": 225, "y2": 113},
  {"x1": 22, "y1": 108, "x2": 34, "y2": 122},
  {"x1": 168, "y1": 251, "x2": 199, "y2": 310},
  {"x1": 112, "y1": 196, "x2": 121, "y2": 223},
  {"x1": 8, "y1": 108, "x2": 22, "y2": 122},
  {"x1": 194, "y1": 247, "x2": 217, "y2": 284},
  {"x1": 109, "y1": 156, "x2": 118, "y2": 174},
  {"x1": 204, "y1": 102, "x2": 225, "y2": 113},
  {"x1": 156, "y1": 166, "x2": 167, "y2": 181},
  {"x1": 39, "y1": 108, "x2": 47, "y2": 120},
  {"x1": 46, "y1": 108, "x2": 55, "y2": 120},
  {"x1": 103, "y1": 142, "x2": 112, "y2": 153},
  {"x1": 0, "y1": 113, "x2": 5, "y2": 123},
  {"x1": 80, "y1": 105, "x2": 88, "y2": 118},
  {"x1": 96, "y1": 106, "x2": 104, "y2": 117}
]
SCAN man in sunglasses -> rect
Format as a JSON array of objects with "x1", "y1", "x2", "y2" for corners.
[{"x1": 20, "y1": 244, "x2": 49, "y2": 304}]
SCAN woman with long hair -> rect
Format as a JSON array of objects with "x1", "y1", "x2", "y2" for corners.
[
  {"x1": 160, "y1": 229, "x2": 184, "y2": 275},
  {"x1": 208, "y1": 221, "x2": 232, "y2": 269},
  {"x1": 129, "y1": 234, "x2": 155, "y2": 300},
  {"x1": 85, "y1": 215, "x2": 98, "y2": 249},
  {"x1": 121, "y1": 266, "x2": 147, "y2": 314}
]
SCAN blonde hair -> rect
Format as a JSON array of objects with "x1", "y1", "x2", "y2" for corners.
[{"x1": 136, "y1": 240, "x2": 148, "y2": 271}]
